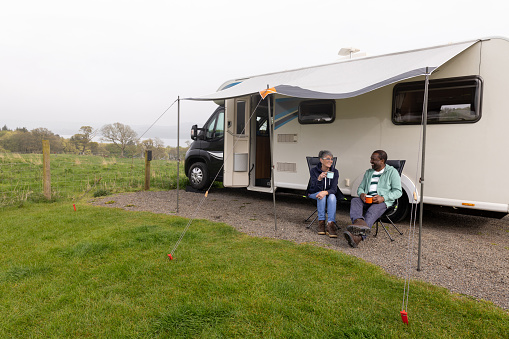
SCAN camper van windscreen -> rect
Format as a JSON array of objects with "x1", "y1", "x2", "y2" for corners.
[{"x1": 392, "y1": 76, "x2": 482, "y2": 125}]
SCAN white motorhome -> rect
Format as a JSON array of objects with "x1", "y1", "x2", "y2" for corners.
[{"x1": 185, "y1": 37, "x2": 509, "y2": 220}]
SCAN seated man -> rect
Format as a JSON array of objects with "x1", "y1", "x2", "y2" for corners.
[
  {"x1": 344, "y1": 150, "x2": 402, "y2": 248},
  {"x1": 308, "y1": 150, "x2": 339, "y2": 238}
]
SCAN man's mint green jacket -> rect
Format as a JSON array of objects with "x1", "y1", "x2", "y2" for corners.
[{"x1": 357, "y1": 164, "x2": 403, "y2": 207}]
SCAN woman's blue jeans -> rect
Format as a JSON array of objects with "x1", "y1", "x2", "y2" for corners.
[{"x1": 309, "y1": 192, "x2": 336, "y2": 223}]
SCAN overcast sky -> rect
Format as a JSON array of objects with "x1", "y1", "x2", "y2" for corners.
[{"x1": 1, "y1": 0, "x2": 508, "y2": 139}]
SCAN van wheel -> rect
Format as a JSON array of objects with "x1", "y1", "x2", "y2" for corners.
[
  {"x1": 189, "y1": 162, "x2": 209, "y2": 190},
  {"x1": 383, "y1": 195, "x2": 410, "y2": 223}
]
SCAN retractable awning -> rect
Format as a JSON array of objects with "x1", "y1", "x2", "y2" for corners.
[{"x1": 187, "y1": 40, "x2": 478, "y2": 101}]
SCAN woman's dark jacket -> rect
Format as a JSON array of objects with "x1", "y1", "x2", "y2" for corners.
[{"x1": 308, "y1": 163, "x2": 339, "y2": 196}]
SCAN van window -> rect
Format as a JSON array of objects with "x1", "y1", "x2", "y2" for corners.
[
  {"x1": 204, "y1": 109, "x2": 224, "y2": 140},
  {"x1": 298, "y1": 100, "x2": 335, "y2": 124},
  {"x1": 392, "y1": 76, "x2": 482, "y2": 125},
  {"x1": 215, "y1": 111, "x2": 224, "y2": 138},
  {"x1": 236, "y1": 101, "x2": 246, "y2": 134},
  {"x1": 256, "y1": 116, "x2": 268, "y2": 135},
  {"x1": 205, "y1": 116, "x2": 217, "y2": 139}
]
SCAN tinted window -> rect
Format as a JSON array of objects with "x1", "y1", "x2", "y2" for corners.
[
  {"x1": 392, "y1": 76, "x2": 482, "y2": 124},
  {"x1": 236, "y1": 101, "x2": 246, "y2": 134},
  {"x1": 298, "y1": 100, "x2": 335, "y2": 124}
]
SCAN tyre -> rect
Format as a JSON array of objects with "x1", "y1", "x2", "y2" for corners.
[
  {"x1": 383, "y1": 194, "x2": 410, "y2": 223},
  {"x1": 188, "y1": 162, "x2": 209, "y2": 190}
]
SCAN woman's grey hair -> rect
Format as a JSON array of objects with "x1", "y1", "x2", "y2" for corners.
[{"x1": 318, "y1": 150, "x2": 333, "y2": 159}]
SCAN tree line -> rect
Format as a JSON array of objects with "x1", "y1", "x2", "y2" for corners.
[{"x1": 0, "y1": 123, "x2": 189, "y2": 160}]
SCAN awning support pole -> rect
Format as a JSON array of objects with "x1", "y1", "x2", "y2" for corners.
[
  {"x1": 417, "y1": 70, "x2": 430, "y2": 271},
  {"x1": 177, "y1": 96, "x2": 180, "y2": 213},
  {"x1": 266, "y1": 87, "x2": 277, "y2": 233}
]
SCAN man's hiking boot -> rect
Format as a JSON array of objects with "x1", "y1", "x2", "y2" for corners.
[
  {"x1": 326, "y1": 222, "x2": 338, "y2": 238},
  {"x1": 353, "y1": 218, "x2": 368, "y2": 226},
  {"x1": 317, "y1": 220, "x2": 326, "y2": 235},
  {"x1": 347, "y1": 218, "x2": 371, "y2": 236},
  {"x1": 344, "y1": 231, "x2": 363, "y2": 248}
]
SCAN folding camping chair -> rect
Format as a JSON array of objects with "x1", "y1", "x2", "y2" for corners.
[
  {"x1": 373, "y1": 159, "x2": 406, "y2": 241},
  {"x1": 304, "y1": 156, "x2": 345, "y2": 229}
]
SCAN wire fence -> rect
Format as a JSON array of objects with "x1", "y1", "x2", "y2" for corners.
[{"x1": 0, "y1": 152, "x2": 188, "y2": 206}]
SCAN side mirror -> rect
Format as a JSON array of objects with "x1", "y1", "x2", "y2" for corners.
[
  {"x1": 191, "y1": 125, "x2": 198, "y2": 140},
  {"x1": 191, "y1": 125, "x2": 205, "y2": 140}
]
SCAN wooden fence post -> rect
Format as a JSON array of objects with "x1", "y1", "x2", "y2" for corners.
[
  {"x1": 144, "y1": 150, "x2": 152, "y2": 190},
  {"x1": 42, "y1": 140, "x2": 51, "y2": 199}
]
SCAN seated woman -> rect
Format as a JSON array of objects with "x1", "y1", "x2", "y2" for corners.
[{"x1": 308, "y1": 150, "x2": 339, "y2": 237}]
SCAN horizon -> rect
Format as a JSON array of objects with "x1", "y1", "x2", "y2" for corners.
[{"x1": 1, "y1": 120, "x2": 194, "y2": 148}]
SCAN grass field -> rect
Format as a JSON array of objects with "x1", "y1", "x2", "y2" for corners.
[
  {"x1": 0, "y1": 153, "x2": 188, "y2": 206},
  {"x1": 1, "y1": 202, "x2": 508, "y2": 338}
]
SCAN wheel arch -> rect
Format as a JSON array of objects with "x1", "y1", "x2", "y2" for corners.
[
  {"x1": 185, "y1": 155, "x2": 208, "y2": 176},
  {"x1": 401, "y1": 174, "x2": 417, "y2": 204}
]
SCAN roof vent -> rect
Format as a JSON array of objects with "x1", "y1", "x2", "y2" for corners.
[{"x1": 338, "y1": 47, "x2": 366, "y2": 60}]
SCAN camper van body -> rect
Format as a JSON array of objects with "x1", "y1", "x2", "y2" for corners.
[{"x1": 185, "y1": 37, "x2": 509, "y2": 219}]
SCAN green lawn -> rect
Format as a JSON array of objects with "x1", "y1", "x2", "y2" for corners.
[{"x1": 1, "y1": 202, "x2": 507, "y2": 338}]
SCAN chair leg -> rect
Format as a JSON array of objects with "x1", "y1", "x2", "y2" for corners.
[
  {"x1": 306, "y1": 214, "x2": 318, "y2": 229},
  {"x1": 305, "y1": 209, "x2": 317, "y2": 222},
  {"x1": 378, "y1": 219, "x2": 395, "y2": 241},
  {"x1": 385, "y1": 215, "x2": 403, "y2": 235}
]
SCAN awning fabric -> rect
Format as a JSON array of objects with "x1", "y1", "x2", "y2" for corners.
[{"x1": 186, "y1": 40, "x2": 477, "y2": 101}]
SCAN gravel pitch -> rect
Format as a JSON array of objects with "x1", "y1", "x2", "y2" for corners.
[{"x1": 90, "y1": 188, "x2": 509, "y2": 310}]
